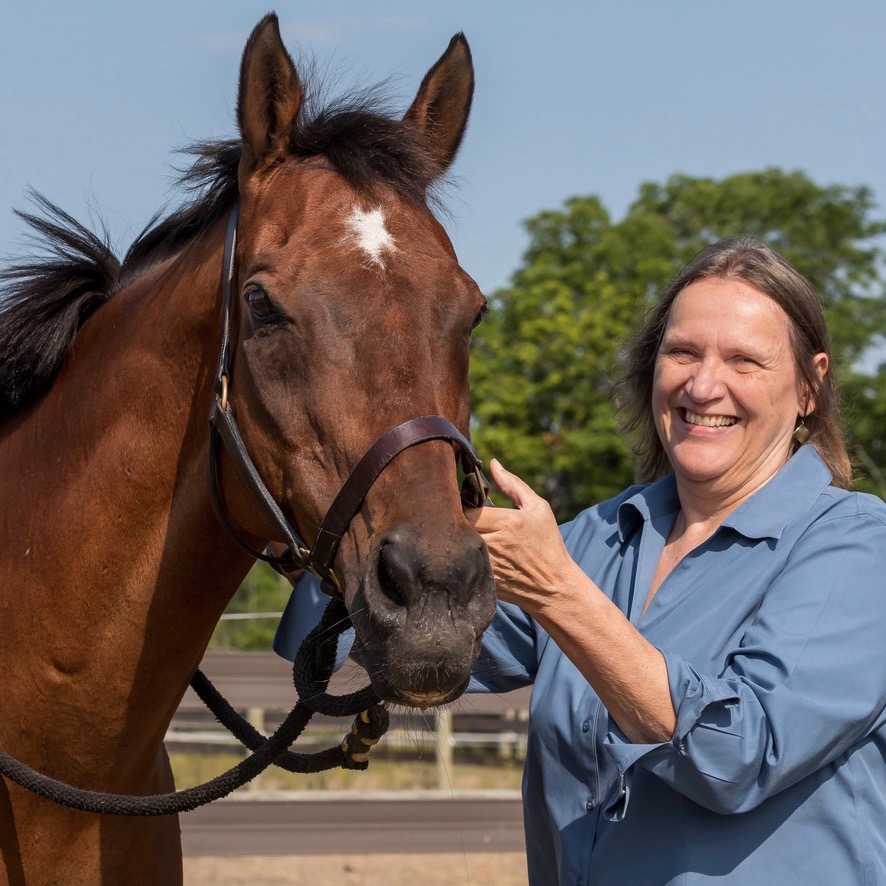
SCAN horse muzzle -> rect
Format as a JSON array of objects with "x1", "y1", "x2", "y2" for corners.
[{"x1": 348, "y1": 521, "x2": 496, "y2": 707}]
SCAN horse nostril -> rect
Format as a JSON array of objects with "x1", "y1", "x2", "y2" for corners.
[{"x1": 377, "y1": 541, "x2": 414, "y2": 608}]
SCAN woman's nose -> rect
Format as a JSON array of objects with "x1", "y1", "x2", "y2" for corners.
[{"x1": 685, "y1": 358, "x2": 726, "y2": 402}]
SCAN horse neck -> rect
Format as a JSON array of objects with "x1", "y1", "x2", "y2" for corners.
[{"x1": 0, "y1": 218, "x2": 255, "y2": 766}]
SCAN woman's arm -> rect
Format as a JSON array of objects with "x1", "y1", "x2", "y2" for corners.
[{"x1": 466, "y1": 459, "x2": 676, "y2": 743}]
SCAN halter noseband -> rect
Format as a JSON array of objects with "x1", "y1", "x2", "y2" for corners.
[{"x1": 207, "y1": 202, "x2": 488, "y2": 596}]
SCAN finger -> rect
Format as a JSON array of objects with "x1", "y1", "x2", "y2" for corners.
[
  {"x1": 464, "y1": 501, "x2": 523, "y2": 533},
  {"x1": 489, "y1": 459, "x2": 538, "y2": 510}
]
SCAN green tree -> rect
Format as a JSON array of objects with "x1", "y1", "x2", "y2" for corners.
[{"x1": 471, "y1": 169, "x2": 886, "y2": 520}]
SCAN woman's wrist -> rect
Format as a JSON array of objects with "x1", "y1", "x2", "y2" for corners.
[{"x1": 528, "y1": 560, "x2": 602, "y2": 631}]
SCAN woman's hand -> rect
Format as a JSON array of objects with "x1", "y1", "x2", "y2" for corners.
[{"x1": 465, "y1": 459, "x2": 587, "y2": 620}]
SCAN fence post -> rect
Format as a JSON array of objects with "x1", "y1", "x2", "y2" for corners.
[{"x1": 436, "y1": 708, "x2": 454, "y2": 789}]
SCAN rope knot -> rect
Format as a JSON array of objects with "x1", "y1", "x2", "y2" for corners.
[{"x1": 341, "y1": 703, "x2": 389, "y2": 769}]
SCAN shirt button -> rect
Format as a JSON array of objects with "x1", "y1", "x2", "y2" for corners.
[
  {"x1": 586, "y1": 799, "x2": 596, "y2": 812},
  {"x1": 581, "y1": 719, "x2": 591, "y2": 733}
]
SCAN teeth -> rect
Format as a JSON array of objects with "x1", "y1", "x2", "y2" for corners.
[{"x1": 685, "y1": 410, "x2": 738, "y2": 428}]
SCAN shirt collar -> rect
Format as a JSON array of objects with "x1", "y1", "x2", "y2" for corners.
[
  {"x1": 721, "y1": 444, "x2": 832, "y2": 539},
  {"x1": 616, "y1": 445, "x2": 833, "y2": 543},
  {"x1": 616, "y1": 474, "x2": 680, "y2": 543}
]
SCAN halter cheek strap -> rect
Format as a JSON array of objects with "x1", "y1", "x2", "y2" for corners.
[{"x1": 207, "y1": 203, "x2": 489, "y2": 595}]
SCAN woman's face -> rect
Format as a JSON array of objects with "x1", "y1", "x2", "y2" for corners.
[{"x1": 652, "y1": 276, "x2": 826, "y2": 503}]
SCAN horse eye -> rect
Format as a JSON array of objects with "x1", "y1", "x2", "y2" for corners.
[
  {"x1": 245, "y1": 287, "x2": 278, "y2": 322},
  {"x1": 471, "y1": 303, "x2": 488, "y2": 332}
]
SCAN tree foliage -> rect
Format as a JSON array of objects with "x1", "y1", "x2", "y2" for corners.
[{"x1": 470, "y1": 169, "x2": 886, "y2": 520}]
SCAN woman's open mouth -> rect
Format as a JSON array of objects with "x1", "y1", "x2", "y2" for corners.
[{"x1": 680, "y1": 408, "x2": 739, "y2": 428}]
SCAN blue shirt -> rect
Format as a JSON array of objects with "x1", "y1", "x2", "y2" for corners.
[{"x1": 275, "y1": 445, "x2": 886, "y2": 885}]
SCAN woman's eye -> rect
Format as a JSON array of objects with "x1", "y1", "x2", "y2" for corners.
[{"x1": 245, "y1": 287, "x2": 278, "y2": 322}]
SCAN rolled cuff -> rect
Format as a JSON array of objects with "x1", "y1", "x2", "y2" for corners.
[{"x1": 602, "y1": 649, "x2": 741, "y2": 819}]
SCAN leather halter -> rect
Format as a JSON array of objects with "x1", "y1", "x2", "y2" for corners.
[{"x1": 207, "y1": 201, "x2": 488, "y2": 596}]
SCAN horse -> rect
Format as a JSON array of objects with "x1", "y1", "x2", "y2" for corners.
[{"x1": 0, "y1": 15, "x2": 495, "y2": 884}]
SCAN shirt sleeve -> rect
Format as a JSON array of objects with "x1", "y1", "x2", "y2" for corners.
[
  {"x1": 603, "y1": 508, "x2": 886, "y2": 817},
  {"x1": 468, "y1": 600, "x2": 539, "y2": 693}
]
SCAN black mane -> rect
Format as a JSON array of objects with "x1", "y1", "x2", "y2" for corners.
[{"x1": 0, "y1": 95, "x2": 437, "y2": 420}]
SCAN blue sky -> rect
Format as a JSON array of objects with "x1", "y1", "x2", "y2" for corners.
[{"x1": 2, "y1": 1, "x2": 886, "y2": 294}]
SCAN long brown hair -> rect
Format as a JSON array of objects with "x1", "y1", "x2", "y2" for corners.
[{"x1": 616, "y1": 238, "x2": 852, "y2": 488}]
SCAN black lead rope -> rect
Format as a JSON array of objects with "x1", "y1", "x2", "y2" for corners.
[
  {"x1": 0, "y1": 601, "x2": 387, "y2": 816},
  {"x1": 190, "y1": 598, "x2": 383, "y2": 770}
]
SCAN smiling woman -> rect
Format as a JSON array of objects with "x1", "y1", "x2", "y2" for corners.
[
  {"x1": 450, "y1": 238, "x2": 886, "y2": 884},
  {"x1": 621, "y1": 238, "x2": 851, "y2": 489},
  {"x1": 652, "y1": 277, "x2": 827, "y2": 508}
]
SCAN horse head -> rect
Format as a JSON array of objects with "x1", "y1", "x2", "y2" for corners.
[{"x1": 219, "y1": 15, "x2": 495, "y2": 707}]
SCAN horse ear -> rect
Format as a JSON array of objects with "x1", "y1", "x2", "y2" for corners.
[
  {"x1": 404, "y1": 34, "x2": 474, "y2": 178},
  {"x1": 237, "y1": 14, "x2": 303, "y2": 170}
]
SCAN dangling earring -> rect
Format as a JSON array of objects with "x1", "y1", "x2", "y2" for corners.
[{"x1": 792, "y1": 417, "x2": 810, "y2": 446}]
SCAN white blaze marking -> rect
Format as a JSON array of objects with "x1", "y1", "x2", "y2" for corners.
[{"x1": 346, "y1": 206, "x2": 396, "y2": 266}]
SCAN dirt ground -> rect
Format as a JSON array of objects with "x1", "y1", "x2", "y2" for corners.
[{"x1": 184, "y1": 853, "x2": 529, "y2": 885}]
